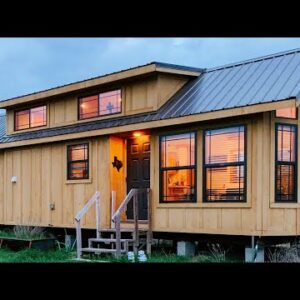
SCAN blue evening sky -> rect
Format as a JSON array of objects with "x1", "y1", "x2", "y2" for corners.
[{"x1": 0, "y1": 38, "x2": 299, "y2": 103}]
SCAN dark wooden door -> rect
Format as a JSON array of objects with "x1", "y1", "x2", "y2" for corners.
[{"x1": 126, "y1": 135, "x2": 150, "y2": 220}]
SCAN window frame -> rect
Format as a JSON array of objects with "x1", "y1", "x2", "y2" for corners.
[
  {"x1": 203, "y1": 124, "x2": 247, "y2": 203},
  {"x1": 14, "y1": 105, "x2": 47, "y2": 131},
  {"x1": 159, "y1": 131, "x2": 197, "y2": 204},
  {"x1": 78, "y1": 88, "x2": 122, "y2": 121},
  {"x1": 67, "y1": 143, "x2": 90, "y2": 180},
  {"x1": 275, "y1": 123, "x2": 298, "y2": 203}
]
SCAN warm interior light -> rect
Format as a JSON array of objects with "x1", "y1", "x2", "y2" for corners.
[{"x1": 133, "y1": 132, "x2": 142, "y2": 137}]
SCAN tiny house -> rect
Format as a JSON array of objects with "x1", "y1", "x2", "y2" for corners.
[{"x1": 0, "y1": 49, "x2": 300, "y2": 258}]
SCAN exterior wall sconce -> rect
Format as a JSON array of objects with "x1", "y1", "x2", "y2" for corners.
[
  {"x1": 49, "y1": 203, "x2": 55, "y2": 210},
  {"x1": 11, "y1": 176, "x2": 17, "y2": 183},
  {"x1": 112, "y1": 156, "x2": 123, "y2": 172}
]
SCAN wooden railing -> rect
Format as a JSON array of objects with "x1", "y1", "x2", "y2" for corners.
[
  {"x1": 75, "y1": 191, "x2": 100, "y2": 259},
  {"x1": 112, "y1": 188, "x2": 151, "y2": 257}
]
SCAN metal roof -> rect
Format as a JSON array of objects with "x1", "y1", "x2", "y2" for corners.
[
  {"x1": 156, "y1": 48, "x2": 300, "y2": 119},
  {"x1": 0, "y1": 47, "x2": 300, "y2": 144}
]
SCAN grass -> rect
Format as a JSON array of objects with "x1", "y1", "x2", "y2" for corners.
[
  {"x1": 0, "y1": 226, "x2": 50, "y2": 240},
  {"x1": 0, "y1": 247, "x2": 242, "y2": 263},
  {"x1": 0, "y1": 248, "x2": 74, "y2": 263}
]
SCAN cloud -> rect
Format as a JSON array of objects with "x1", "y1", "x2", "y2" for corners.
[{"x1": 0, "y1": 38, "x2": 299, "y2": 100}]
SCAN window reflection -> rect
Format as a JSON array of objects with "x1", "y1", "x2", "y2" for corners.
[
  {"x1": 67, "y1": 144, "x2": 89, "y2": 180},
  {"x1": 160, "y1": 133, "x2": 196, "y2": 202},
  {"x1": 15, "y1": 106, "x2": 46, "y2": 131},
  {"x1": 79, "y1": 89, "x2": 121, "y2": 119},
  {"x1": 204, "y1": 126, "x2": 245, "y2": 202},
  {"x1": 275, "y1": 107, "x2": 297, "y2": 119},
  {"x1": 276, "y1": 124, "x2": 297, "y2": 202}
]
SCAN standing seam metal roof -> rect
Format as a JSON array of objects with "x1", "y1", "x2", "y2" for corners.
[{"x1": 0, "y1": 47, "x2": 300, "y2": 144}]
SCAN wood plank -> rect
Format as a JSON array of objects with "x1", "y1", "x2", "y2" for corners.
[
  {"x1": 12, "y1": 150, "x2": 21, "y2": 223},
  {"x1": 185, "y1": 209, "x2": 199, "y2": 231},
  {"x1": 31, "y1": 147, "x2": 42, "y2": 224},
  {"x1": 168, "y1": 209, "x2": 185, "y2": 231},
  {"x1": 221, "y1": 209, "x2": 242, "y2": 232},
  {"x1": 203, "y1": 209, "x2": 218, "y2": 230},
  {"x1": 21, "y1": 149, "x2": 31, "y2": 224},
  {"x1": 41, "y1": 146, "x2": 51, "y2": 226},
  {"x1": 50, "y1": 144, "x2": 63, "y2": 226}
]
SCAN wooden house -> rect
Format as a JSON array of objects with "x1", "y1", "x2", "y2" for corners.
[{"x1": 0, "y1": 48, "x2": 299, "y2": 258}]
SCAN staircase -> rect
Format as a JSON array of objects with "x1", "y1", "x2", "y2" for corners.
[{"x1": 75, "y1": 189, "x2": 152, "y2": 259}]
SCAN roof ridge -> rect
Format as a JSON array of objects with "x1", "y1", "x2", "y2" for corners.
[
  {"x1": 152, "y1": 61, "x2": 204, "y2": 72},
  {"x1": 206, "y1": 47, "x2": 300, "y2": 72}
]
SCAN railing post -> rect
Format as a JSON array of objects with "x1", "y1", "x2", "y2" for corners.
[
  {"x1": 133, "y1": 189, "x2": 139, "y2": 255},
  {"x1": 146, "y1": 188, "x2": 152, "y2": 255},
  {"x1": 115, "y1": 215, "x2": 121, "y2": 257},
  {"x1": 96, "y1": 192, "x2": 100, "y2": 239},
  {"x1": 111, "y1": 191, "x2": 116, "y2": 229},
  {"x1": 76, "y1": 220, "x2": 82, "y2": 259}
]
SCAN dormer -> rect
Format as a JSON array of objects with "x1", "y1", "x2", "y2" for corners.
[{"x1": 0, "y1": 62, "x2": 202, "y2": 135}]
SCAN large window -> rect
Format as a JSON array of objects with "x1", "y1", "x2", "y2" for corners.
[
  {"x1": 275, "y1": 124, "x2": 297, "y2": 202},
  {"x1": 160, "y1": 132, "x2": 196, "y2": 202},
  {"x1": 14, "y1": 105, "x2": 47, "y2": 131},
  {"x1": 67, "y1": 143, "x2": 89, "y2": 180},
  {"x1": 79, "y1": 89, "x2": 121, "y2": 120},
  {"x1": 204, "y1": 125, "x2": 246, "y2": 202}
]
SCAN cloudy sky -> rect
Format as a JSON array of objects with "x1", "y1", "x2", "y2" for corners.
[{"x1": 0, "y1": 38, "x2": 300, "y2": 102}]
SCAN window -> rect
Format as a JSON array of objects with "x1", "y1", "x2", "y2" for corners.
[
  {"x1": 275, "y1": 124, "x2": 297, "y2": 202},
  {"x1": 15, "y1": 105, "x2": 47, "y2": 131},
  {"x1": 204, "y1": 125, "x2": 246, "y2": 202},
  {"x1": 275, "y1": 107, "x2": 297, "y2": 119},
  {"x1": 79, "y1": 89, "x2": 121, "y2": 120},
  {"x1": 67, "y1": 143, "x2": 89, "y2": 180},
  {"x1": 160, "y1": 132, "x2": 196, "y2": 202}
]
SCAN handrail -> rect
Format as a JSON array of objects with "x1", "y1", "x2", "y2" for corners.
[
  {"x1": 112, "y1": 189, "x2": 137, "y2": 221},
  {"x1": 112, "y1": 188, "x2": 151, "y2": 257},
  {"x1": 75, "y1": 191, "x2": 100, "y2": 259}
]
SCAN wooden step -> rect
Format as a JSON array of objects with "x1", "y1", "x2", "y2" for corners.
[
  {"x1": 89, "y1": 238, "x2": 134, "y2": 243},
  {"x1": 99, "y1": 228, "x2": 134, "y2": 233},
  {"x1": 81, "y1": 247, "x2": 127, "y2": 254}
]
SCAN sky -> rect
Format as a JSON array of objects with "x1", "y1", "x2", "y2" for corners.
[{"x1": 0, "y1": 37, "x2": 300, "y2": 106}]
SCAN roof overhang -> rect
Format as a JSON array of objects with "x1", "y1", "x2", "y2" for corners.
[
  {"x1": 0, "y1": 98, "x2": 295, "y2": 150},
  {"x1": 0, "y1": 63, "x2": 202, "y2": 109}
]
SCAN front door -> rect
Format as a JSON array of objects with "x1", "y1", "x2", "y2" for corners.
[{"x1": 126, "y1": 135, "x2": 150, "y2": 220}]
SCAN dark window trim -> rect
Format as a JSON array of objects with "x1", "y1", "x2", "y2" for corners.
[
  {"x1": 67, "y1": 143, "x2": 89, "y2": 180},
  {"x1": 203, "y1": 124, "x2": 247, "y2": 203},
  {"x1": 159, "y1": 131, "x2": 197, "y2": 204},
  {"x1": 275, "y1": 107, "x2": 298, "y2": 119},
  {"x1": 275, "y1": 123, "x2": 298, "y2": 203},
  {"x1": 78, "y1": 88, "x2": 122, "y2": 121},
  {"x1": 14, "y1": 105, "x2": 47, "y2": 131}
]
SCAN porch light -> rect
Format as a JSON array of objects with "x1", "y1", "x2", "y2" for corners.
[{"x1": 133, "y1": 132, "x2": 142, "y2": 137}]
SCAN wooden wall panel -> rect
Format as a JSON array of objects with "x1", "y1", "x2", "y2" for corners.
[
  {"x1": 157, "y1": 74, "x2": 188, "y2": 109},
  {"x1": 1, "y1": 111, "x2": 300, "y2": 236},
  {"x1": 21, "y1": 149, "x2": 31, "y2": 224},
  {"x1": 0, "y1": 153, "x2": 4, "y2": 223},
  {"x1": 0, "y1": 137, "x2": 111, "y2": 229},
  {"x1": 109, "y1": 136, "x2": 126, "y2": 213},
  {"x1": 6, "y1": 74, "x2": 191, "y2": 134},
  {"x1": 12, "y1": 150, "x2": 22, "y2": 223}
]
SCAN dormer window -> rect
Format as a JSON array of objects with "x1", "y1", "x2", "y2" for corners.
[
  {"x1": 14, "y1": 105, "x2": 47, "y2": 131},
  {"x1": 79, "y1": 89, "x2": 122, "y2": 120}
]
